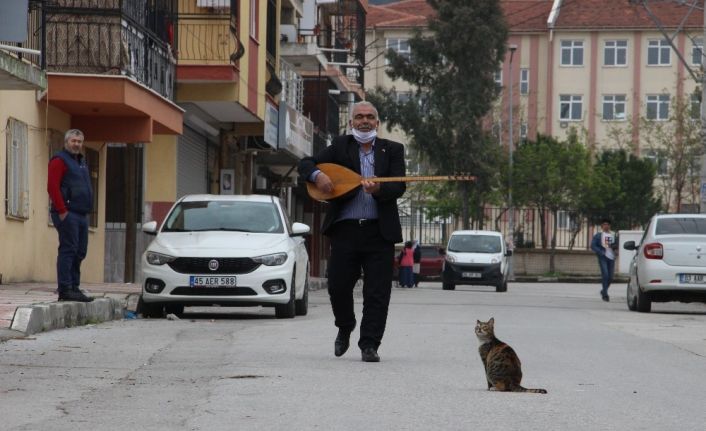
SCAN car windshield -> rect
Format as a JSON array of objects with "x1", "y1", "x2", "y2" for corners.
[
  {"x1": 655, "y1": 218, "x2": 706, "y2": 235},
  {"x1": 162, "y1": 200, "x2": 284, "y2": 233},
  {"x1": 448, "y1": 235, "x2": 501, "y2": 253}
]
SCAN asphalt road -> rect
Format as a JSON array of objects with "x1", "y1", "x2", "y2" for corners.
[{"x1": 1, "y1": 282, "x2": 706, "y2": 431}]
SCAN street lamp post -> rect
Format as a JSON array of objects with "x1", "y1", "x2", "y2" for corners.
[{"x1": 508, "y1": 44, "x2": 517, "y2": 281}]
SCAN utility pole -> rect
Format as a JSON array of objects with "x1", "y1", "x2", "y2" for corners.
[{"x1": 508, "y1": 44, "x2": 517, "y2": 280}]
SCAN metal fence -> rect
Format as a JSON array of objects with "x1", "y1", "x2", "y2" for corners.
[{"x1": 400, "y1": 206, "x2": 595, "y2": 250}]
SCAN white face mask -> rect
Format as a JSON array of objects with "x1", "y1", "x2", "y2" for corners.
[{"x1": 352, "y1": 128, "x2": 377, "y2": 143}]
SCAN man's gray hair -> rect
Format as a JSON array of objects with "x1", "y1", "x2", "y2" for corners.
[
  {"x1": 64, "y1": 129, "x2": 84, "y2": 143},
  {"x1": 349, "y1": 101, "x2": 379, "y2": 120}
]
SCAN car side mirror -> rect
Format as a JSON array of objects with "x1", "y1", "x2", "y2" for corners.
[
  {"x1": 291, "y1": 222, "x2": 310, "y2": 236},
  {"x1": 142, "y1": 221, "x2": 158, "y2": 236},
  {"x1": 505, "y1": 250, "x2": 513, "y2": 257},
  {"x1": 623, "y1": 240, "x2": 637, "y2": 251}
]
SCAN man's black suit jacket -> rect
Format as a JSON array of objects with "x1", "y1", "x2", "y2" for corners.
[{"x1": 298, "y1": 135, "x2": 406, "y2": 244}]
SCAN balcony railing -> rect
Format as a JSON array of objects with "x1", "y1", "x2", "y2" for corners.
[
  {"x1": 177, "y1": 0, "x2": 242, "y2": 64},
  {"x1": 40, "y1": 1, "x2": 177, "y2": 99}
]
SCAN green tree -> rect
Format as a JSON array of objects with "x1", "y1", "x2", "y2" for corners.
[
  {"x1": 513, "y1": 133, "x2": 590, "y2": 272},
  {"x1": 580, "y1": 149, "x2": 661, "y2": 230},
  {"x1": 367, "y1": 0, "x2": 508, "y2": 228}
]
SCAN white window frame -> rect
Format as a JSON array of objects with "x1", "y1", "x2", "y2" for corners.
[
  {"x1": 604, "y1": 40, "x2": 628, "y2": 66},
  {"x1": 602, "y1": 94, "x2": 627, "y2": 121},
  {"x1": 559, "y1": 94, "x2": 583, "y2": 121},
  {"x1": 395, "y1": 91, "x2": 412, "y2": 104},
  {"x1": 249, "y1": 0, "x2": 258, "y2": 40},
  {"x1": 647, "y1": 39, "x2": 671, "y2": 66},
  {"x1": 643, "y1": 150, "x2": 669, "y2": 176},
  {"x1": 494, "y1": 68, "x2": 503, "y2": 88},
  {"x1": 692, "y1": 38, "x2": 703, "y2": 66},
  {"x1": 520, "y1": 68, "x2": 529, "y2": 95},
  {"x1": 646, "y1": 94, "x2": 670, "y2": 121},
  {"x1": 6, "y1": 118, "x2": 30, "y2": 219},
  {"x1": 520, "y1": 122, "x2": 528, "y2": 142},
  {"x1": 386, "y1": 38, "x2": 411, "y2": 63},
  {"x1": 560, "y1": 40, "x2": 584, "y2": 66},
  {"x1": 690, "y1": 93, "x2": 701, "y2": 121},
  {"x1": 557, "y1": 210, "x2": 574, "y2": 230}
]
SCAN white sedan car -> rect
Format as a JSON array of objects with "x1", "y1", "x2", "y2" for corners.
[
  {"x1": 138, "y1": 194, "x2": 310, "y2": 318},
  {"x1": 623, "y1": 213, "x2": 706, "y2": 312}
]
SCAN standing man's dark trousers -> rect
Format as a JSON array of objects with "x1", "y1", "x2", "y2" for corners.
[
  {"x1": 327, "y1": 220, "x2": 395, "y2": 350},
  {"x1": 51, "y1": 211, "x2": 88, "y2": 294}
]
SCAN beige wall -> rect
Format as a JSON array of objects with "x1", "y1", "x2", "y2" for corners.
[
  {"x1": 144, "y1": 135, "x2": 178, "y2": 203},
  {"x1": 0, "y1": 90, "x2": 105, "y2": 283}
]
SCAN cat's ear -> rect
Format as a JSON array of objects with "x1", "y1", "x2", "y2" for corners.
[
  {"x1": 476, "y1": 320, "x2": 481, "y2": 324},
  {"x1": 489, "y1": 317, "x2": 494, "y2": 325}
]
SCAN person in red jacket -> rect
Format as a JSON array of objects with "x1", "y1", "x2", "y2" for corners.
[
  {"x1": 47, "y1": 129, "x2": 94, "y2": 302},
  {"x1": 398, "y1": 241, "x2": 415, "y2": 288}
]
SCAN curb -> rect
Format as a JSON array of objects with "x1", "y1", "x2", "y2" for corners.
[{"x1": 9, "y1": 297, "x2": 128, "y2": 337}]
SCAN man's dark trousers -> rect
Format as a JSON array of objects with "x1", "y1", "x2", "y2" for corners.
[
  {"x1": 51, "y1": 211, "x2": 88, "y2": 293},
  {"x1": 327, "y1": 220, "x2": 395, "y2": 350}
]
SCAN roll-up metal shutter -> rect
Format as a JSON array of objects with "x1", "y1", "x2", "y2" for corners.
[{"x1": 177, "y1": 125, "x2": 208, "y2": 198}]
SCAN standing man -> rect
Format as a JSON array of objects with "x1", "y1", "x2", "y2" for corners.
[
  {"x1": 299, "y1": 101, "x2": 406, "y2": 362},
  {"x1": 47, "y1": 129, "x2": 94, "y2": 302},
  {"x1": 591, "y1": 218, "x2": 618, "y2": 302}
]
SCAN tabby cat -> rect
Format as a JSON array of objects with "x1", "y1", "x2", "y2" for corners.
[{"x1": 475, "y1": 318, "x2": 547, "y2": 394}]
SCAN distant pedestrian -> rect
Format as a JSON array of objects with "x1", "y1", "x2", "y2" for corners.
[
  {"x1": 47, "y1": 129, "x2": 94, "y2": 302},
  {"x1": 591, "y1": 218, "x2": 618, "y2": 302},
  {"x1": 398, "y1": 241, "x2": 415, "y2": 288},
  {"x1": 412, "y1": 240, "x2": 421, "y2": 287}
]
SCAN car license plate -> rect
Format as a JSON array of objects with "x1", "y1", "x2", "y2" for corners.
[
  {"x1": 680, "y1": 274, "x2": 706, "y2": 284},
  {"x1": 462, "y1": 272, "x2": 482, "y2": 278},
  {"x1": 190, "y1": 276, "x2": 237, "y2": 287}
]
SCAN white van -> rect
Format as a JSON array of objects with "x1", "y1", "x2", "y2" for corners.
[{"x1": 441, "y1": 230, "x2": 511, "y2": 292}]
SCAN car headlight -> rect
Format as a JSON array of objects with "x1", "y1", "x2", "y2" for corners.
[
  {"x1": 253, "y1": 252, "x2": 288, "y2": 266},
  {"x1": 491, "y1": 258, "x2": 500, "y2": 264},
  {"x1": 146, "y1": 251, "x2": 176, "y2": 265},
  {"x1": 446, "y1": 254, "x2": 456, "y2": 263}
]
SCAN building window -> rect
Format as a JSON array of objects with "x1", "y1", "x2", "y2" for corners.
[
  {"x1": 691, "y1": 93, "x2": 701, "y2": 120},
  {"x1": 692, "y1": 38, "x2": 703, "y2": 66},
  {"x1": 492, "y1": 122, "x2": 502, "y2": 141},
  {"x1": 602, "y1": 95, "x2": 627, "y2": 121},
  {"x1": 647, "y1": 39, "x2": 671, "y2": 65},
  {"x1": 520, "y1": 122, "x2": 528, "y2": 142},
  {"x1": 520, "y1": 68, "x2": 529, "y2": 95},
  {"x1": 395, "y1": 91, "x2": 412, "y2": 104},
  {"x1": 557, "y1": 210, "x2": 575, "y2": 230},
  {"x1": 494, "y1": 69, "x2": 503, "y2": 88},
  {"x1": 560, "y1": 40, "x2": 584, "y2": 66},
  {"x1": 604, "y1": 40, "x2": 628, "y2": 66},
  {"x1": 559, "y1": 95, "x2": 583, "y2": 120},
  {"x1": 386, "y1": 38, "x2": 411, "y2": 62},
  {"x1": 646, "y1": 94, "x2": 670, "y2": 120},
  {"x1": 644, "y1": 150, "x2": 668, "y2": 176},
  {"x1": 5, "y1": 118, "x2": 29, "y2": 219},
  {"x1": 250, "y1": 0, "x2": 258, "y2": 39}
]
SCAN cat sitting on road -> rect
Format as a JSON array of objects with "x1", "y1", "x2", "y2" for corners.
[{"x1": 475, "y1": 318, "x2": 547, "y2": 394}]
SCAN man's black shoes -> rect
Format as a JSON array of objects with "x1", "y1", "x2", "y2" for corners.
[
  {"x1": 334, "y1": 330, "x2": 351, "y2": 357},
  {"x1": 361, "y1": 347, "x2": 380, "y2": 362},
  {"x1": 58, "y1": 290, "x2": 94, "y2": 302}
]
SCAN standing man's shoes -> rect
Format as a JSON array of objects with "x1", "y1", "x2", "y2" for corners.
[
  {"x1": 334, "y1": 330, "x2": 351, "y2": 357},
  {"x1": 58, "y1": 290, "x2": 94, "y2": 302},
  {"x1": 601, "y1": 294, "x2": 610, "y2": 302},
  {"x1": 361, "y1": 347, "x2": 380, "y2": 362}
]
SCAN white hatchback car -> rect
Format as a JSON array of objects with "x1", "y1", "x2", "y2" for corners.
[
  {"x1": 623, "y1": 213, "x2": 706, "y2": 312},
  {"x1": 441, "y1": 230, "x2": 511, "y2": 292},
  {"x1": 138, "y1": 194, "x2": 310, "y2": 319}
]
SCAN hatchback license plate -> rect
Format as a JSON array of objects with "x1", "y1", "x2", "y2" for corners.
[
  {"x1": 190, "y1": 276, "x2": 237, "y2": 287},
  {"x1": 680, "y1": 274, "x2": 706, "y2": 284},
  {"x1": 462, "y1": 272, "x2": 482, "y2": 278}
]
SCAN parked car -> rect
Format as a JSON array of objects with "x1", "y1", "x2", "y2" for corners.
[
  {"x1": 441, "y1": 230, "x2": 511, "y2": 292},
  {"x1": 622, "y1": 213, "x2": 706, "y2": 312},
  {"x1": 138, "y1": 194, "x2": 310, "y2": 319},
  {"x1": 392, "y1": 244, "x2": 445, "y2": 281}
]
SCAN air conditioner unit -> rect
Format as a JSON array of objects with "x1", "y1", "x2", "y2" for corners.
[
  {"x1": 197, "y1": 0, "x2": 229, "y2": 8},
  {"x1": 559, "y1": 121, "x2": 569, "y2": 129}
]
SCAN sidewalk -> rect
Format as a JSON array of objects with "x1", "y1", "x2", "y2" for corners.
[{"x1": 0, "y1": 282, "x2": 141, "y2": 341}]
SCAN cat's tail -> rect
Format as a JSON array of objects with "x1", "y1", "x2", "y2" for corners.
[{"x1": 515, "y1": 386, "x2": 548, "y2": 394}]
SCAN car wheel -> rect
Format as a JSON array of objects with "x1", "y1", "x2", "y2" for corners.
[
  {"x1": 626, "y1": 277, "x2": 638, "y2": 311},
  {"x1": 496, "y1": 281, "x2": 507, "y2": 292},
  {"x1": 442, "y1": 282, "x2": 455, "y2": 290},
  {"x1": 275, "y1": 272, "x2": 297, "y2": 319},
  {"x1": 295, "y1": 270, "x2": 309, "y2": 316},
  {"x1": 165, "y1": 304, "x2": 184, "y2": 316},
  {"x1": 137, "y1": 296, "x2": 165, "y2": 319},
  {"x1": 635, "y1": 284, "x2": 652, "y2": 313}
]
